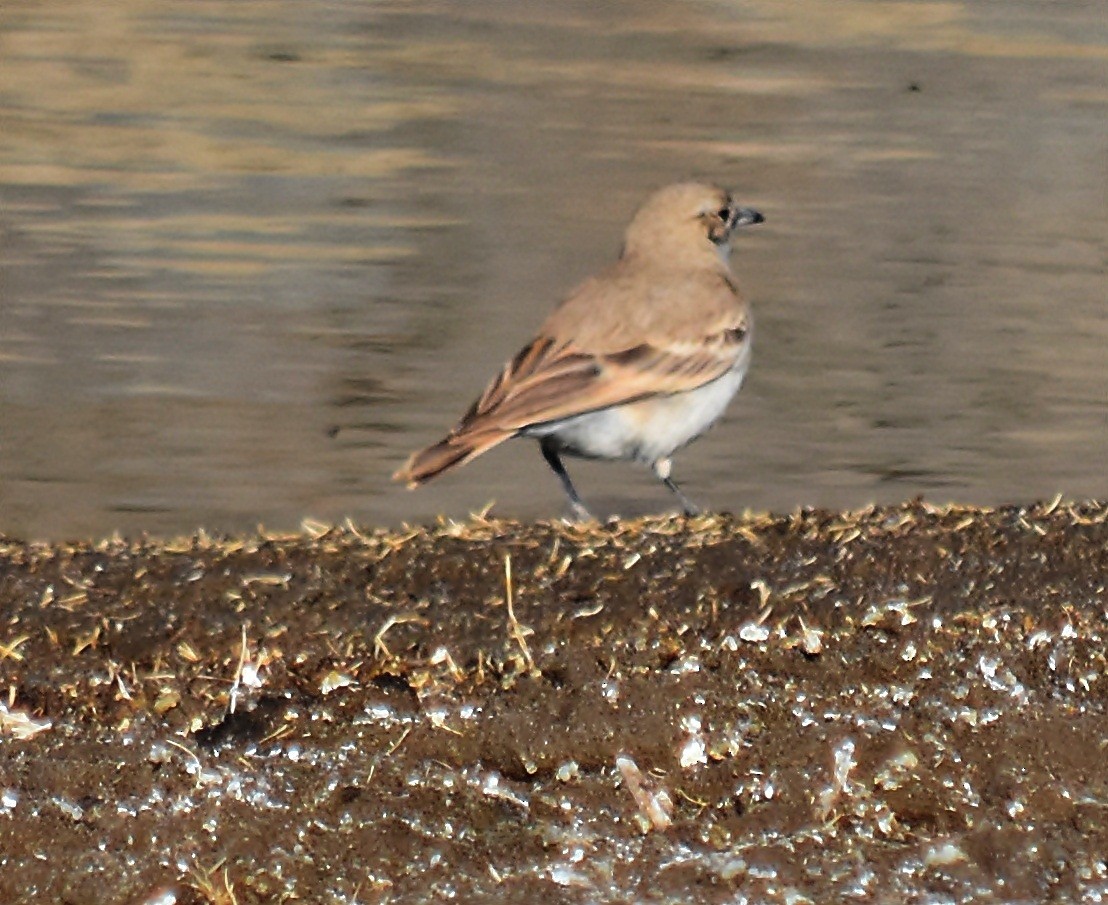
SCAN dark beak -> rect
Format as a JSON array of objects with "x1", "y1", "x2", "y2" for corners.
[{"x1": 731, "y1": 207, "x2": 765, "y2": 228}]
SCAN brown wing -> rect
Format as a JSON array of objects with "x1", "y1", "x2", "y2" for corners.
[{"x1": 393, "y1": 320, "x2": 749, "y2": 487}]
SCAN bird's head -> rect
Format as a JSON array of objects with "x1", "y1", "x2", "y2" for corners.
[{"x1": 622, "y1": 181, "x2": 764, "y2": 265}]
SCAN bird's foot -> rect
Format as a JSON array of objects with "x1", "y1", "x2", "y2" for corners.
[{"x1": 565, "y1": 500, "x2": 594, "y2": 522}]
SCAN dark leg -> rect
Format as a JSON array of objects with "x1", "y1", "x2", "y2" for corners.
[
  {"x1": 540, "y1": 440, "x2": 592, "y2": 520},
  {"x1": 654, "y1": 458, "x2": 700, "y2": 516},
  {"x1": 662, "y1": 477, "x2": 701, "y2": 516}
]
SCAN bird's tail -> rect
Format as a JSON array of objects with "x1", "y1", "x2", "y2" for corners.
[{"x1": 392, "y1": 429, "x2": 513, "y2": 488}]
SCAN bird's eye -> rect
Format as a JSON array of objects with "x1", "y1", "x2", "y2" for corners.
[{"x1": 716, "y1": 206, "x2": 732, "y2": 221}]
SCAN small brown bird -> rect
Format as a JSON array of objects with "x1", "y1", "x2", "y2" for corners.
[{"x1": 393, "y1": 181, "x2": 764, "y2": 518}]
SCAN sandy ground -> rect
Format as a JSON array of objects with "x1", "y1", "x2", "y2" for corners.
[{"x1": 1, "y1": 499, "x2": 1107, "y2": 903}]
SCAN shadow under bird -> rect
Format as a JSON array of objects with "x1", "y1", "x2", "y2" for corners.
[{"x1": 393, "y1": 181, "x2": 764, "y2": 518}]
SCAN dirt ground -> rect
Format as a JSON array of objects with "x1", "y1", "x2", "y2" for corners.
[{"x1": 1, "y1": 498, "x2": 1106, "y2": 904}]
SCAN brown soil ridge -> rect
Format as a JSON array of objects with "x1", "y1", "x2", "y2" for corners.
[{"x1": 1, "y1": 498, "x2": 1106, "y2": 903}]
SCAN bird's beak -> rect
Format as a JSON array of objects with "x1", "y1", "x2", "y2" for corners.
[{"x1": 730, "y1": 207, "x2": 765, "y2": 229}]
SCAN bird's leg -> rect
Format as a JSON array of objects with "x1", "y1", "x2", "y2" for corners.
[
  {"x1": 540, "y1": 440, "x2": 592, "y2": 521},
  {"x1": 654, "y1": 458, "x2": 701, "y2": 517},
  {"x1": 664, "y1": 478, "x2": 701, "y2": 516}
]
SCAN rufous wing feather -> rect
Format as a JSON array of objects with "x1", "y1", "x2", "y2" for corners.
[
  {"x1": 392, "y1": 427, "x2": 513, "y2": 488},
  {"x1": 392, "y1": 336, "x2": 564, "y2": 487},
  {"x1": 393, "y1": 321, "x2": 748, "y2": 487}
]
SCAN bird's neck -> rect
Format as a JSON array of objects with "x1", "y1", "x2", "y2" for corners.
[{"x1": 621, "y1": 243, "x2": 732, "y2": 273}]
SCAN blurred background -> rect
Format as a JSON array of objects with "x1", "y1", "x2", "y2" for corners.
[{"x1": 0, "y1": 0, "x2": 1105, "y2": 539}]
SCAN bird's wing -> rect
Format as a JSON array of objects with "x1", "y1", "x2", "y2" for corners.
[
  {"x1": 392, "y1": 320, "x2": 750, "y2": 488},
  {"x1": 454, "y1": 317, "x2": 750, "y2": 435}
]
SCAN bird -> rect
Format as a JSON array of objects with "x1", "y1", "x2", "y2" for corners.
[{"x1": 393, "y1": 181, "x2": 764, "y2": 519}]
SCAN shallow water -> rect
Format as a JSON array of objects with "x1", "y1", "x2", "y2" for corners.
[{"x1": 0, "y1": 0, "x2": 1105, "y2": 538}]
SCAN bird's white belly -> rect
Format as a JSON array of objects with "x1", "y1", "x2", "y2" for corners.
[{"x1": 524, "y1": 357, "x2": 749, "y2": 465}]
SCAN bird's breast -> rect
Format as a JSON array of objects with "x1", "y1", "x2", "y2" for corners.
[{"x1": 523, "y1": 349, "x2": 750, "y2": 466}]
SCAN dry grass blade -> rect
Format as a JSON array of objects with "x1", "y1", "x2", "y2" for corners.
[
  {"x1": 187, "y1": 862, "x2": 239, "y2": 905},
  {"x1": 504, "y1": 554, "x2": 535, "y2": 673}
]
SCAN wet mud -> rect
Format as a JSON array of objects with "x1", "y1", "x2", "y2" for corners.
[{"x1": 1, "y1": 499, "x2": 1107, "y2": 903}]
